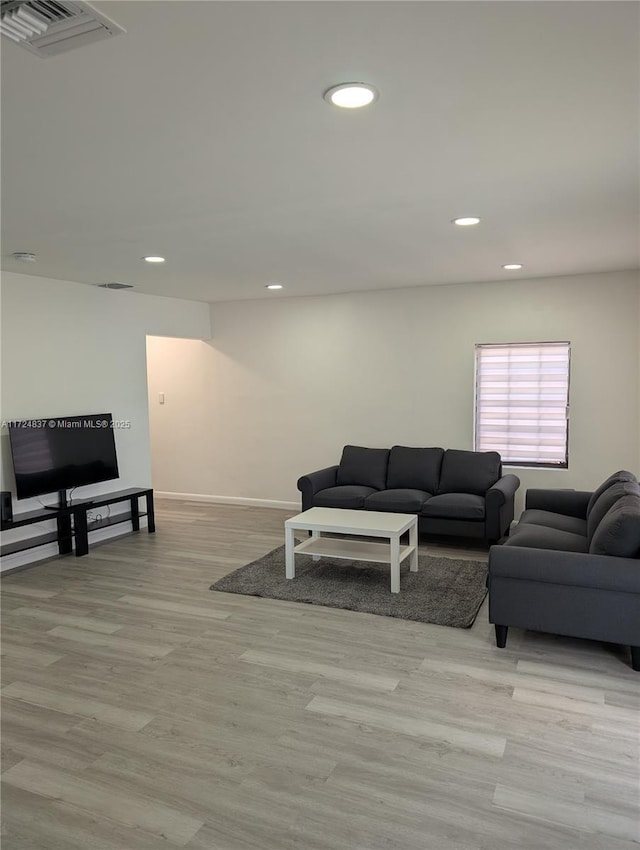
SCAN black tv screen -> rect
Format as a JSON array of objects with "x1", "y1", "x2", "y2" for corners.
[{"x1": 8, "y1": 414, "x2": 120, "y2": 500}]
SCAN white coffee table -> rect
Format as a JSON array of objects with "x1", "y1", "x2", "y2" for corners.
[{"x1": 284, "y1": 507, "x2": 418, "y2": 594}]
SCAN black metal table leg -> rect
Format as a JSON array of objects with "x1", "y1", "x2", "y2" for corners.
[
  {"x1": 130, "y1": 496, "x2": 140, "y2": 531},
  {"x1": 73, "y1": 509, "x2": 89, "y2": 557},
  {"x1": 57, "y1": 513, "x2": 73, "y2": 555},
  {"x1": 146, "y1": 491, "x2": 155, "y2": 533}
]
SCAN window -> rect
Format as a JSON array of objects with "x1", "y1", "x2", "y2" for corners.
[{"x1": 474, "y1": 342, "x2": 570, "y2": 468}]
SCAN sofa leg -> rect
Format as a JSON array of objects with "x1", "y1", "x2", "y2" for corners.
[
  {"x1": 495, "y1": 625, "x2": 508, "y2": 648},
  {"x1": 631, "y1": 646, "x2": 640, "y2": 672}
]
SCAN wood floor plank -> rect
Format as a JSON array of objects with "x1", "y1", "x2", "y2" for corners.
[
  {"x1": 493, "y1": 783, "x2": 640, "y2": 843},
  {"x1": 2, "y1": 682, "x2": 154, "y2": 732},
  {"x1": 1, "y1": 585, "x2": 59, "y2": 599},
  {"x1": 240, "y1": 648, "x2": 401, "y2": 691},
  {"x1": 116, "y1": 593, "x2": 231, "y2": 620},
  {"x1": 306, "y1": 695, "x2": 508, "y2": 758},
  {"x1": 0, "y1": 642, "x2": 63, "y2": 667},
  {"x1": 1, "y1": 783, "x2": 187, "y2": 850},
  {"x1": 2, "y1": 760, "x2": 204, "y2": 846},
  {"x1": 9, "y1": 606, "x2": 123, "y2": 634},
  {"x1": 44, "y1": 624, "x2": 177, "y2": 658}
]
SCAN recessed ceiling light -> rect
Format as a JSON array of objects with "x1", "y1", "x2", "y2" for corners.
[
  {"x1": 452, "y1": 217, "x2": 481, "y2": 226},
  {"x1": 323, "y1": 83, "x2": 378, "y2": 109},
  {"x1": 143, "y1": 256, "x2": 165, "y2": 263},
  {"x1": 502, "y1": 263, "x2": 523, "y2": 270},
  {"x1": 266, "y1": 283, "x2": 283, "y2": 290}
]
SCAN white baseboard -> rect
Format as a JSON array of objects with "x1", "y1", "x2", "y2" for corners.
[{"x1": 155, "y1": 491, "x2": 299, "y2": 511}]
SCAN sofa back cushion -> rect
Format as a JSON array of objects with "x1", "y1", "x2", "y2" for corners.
[
  {"x1": 386, "y1": 446, "x2": 444, "y2": 493},
  {"x1": 587, "y1": 470, "x2": 637, "y2": 517},
  {"x1": 438, "y1": 449, "x2": 502, "y2": 496},
  {"x1": 336, "y1": 446, "x2": 389, "y2": 491},
  {"x1": 589, "y1": 494, "x2": 640, "y2": 557},
  {"x1": 587, "y1": 480, "x2": 640, "y2": 541}
]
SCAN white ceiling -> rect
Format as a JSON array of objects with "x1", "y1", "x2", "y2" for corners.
[{"x1": 1, "y1": 1, "x2": 638, "y2": 303}]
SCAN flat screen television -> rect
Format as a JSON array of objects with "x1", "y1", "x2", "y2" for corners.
[{"x1": 8, "y1": 413, "x2": 120, "y2": 503}]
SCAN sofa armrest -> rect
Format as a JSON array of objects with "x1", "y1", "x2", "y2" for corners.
[
  {"x1": 525, "y1": 489, "x2": 592, "y2": 518},
  {"x1": 297, "y1": 466, "x2": 339, "y2": 510},
  {"x1": 488, "y1": 544, "x2": 640, "y2": 593},
  {"x1": 484, "y1": 474, "x2": 520, "y2": 540},
  {"x1": 486, "y1": 474, "x2": 520, "y2": 508}
]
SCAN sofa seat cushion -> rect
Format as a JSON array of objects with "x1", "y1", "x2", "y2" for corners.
[
  {"x1": 336, "y1": 446, "x2": 389, "y2": 491},
  {"x1": 365, "y1": 489, "x2": 432, "y2": 513},
  {"x1": 386, "y1": 446, "x2": 444, "y2": 493},
  {"x1": 519, "y1": 509, "x2": 587, "y2": 537},
  {"x1": 504, "y1": 524, "x2": 588, "y2": 553},
  {"x1": 439, "y1": 449, "x2": 501, "y2": 496},
  {"x1": 421, "y1": 493, "x2": 486, "y2": 520},
  {"x1": 314, "y1": 486, "x2": 377, "y2": 509},
  {"x1": 587, "y1": 470, "x2": 638, "y2": 517},
  {"x1": 589, "y1": 494, "x2": 640, "y2": 557}
]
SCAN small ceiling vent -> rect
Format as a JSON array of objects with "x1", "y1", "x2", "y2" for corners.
[
  {"x1": 0, "y1": 0, "x2": 124, "y2": 57},
  {"x1": 98, "y1": 282, "x2": 134, "y2": 290}
]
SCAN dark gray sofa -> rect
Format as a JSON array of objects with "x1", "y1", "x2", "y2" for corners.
[
  {"x1": 488, "y1": 470, "x2": 640, "y2": 670},
  {"x1": 297, "y1": 445, "x2": 520, "y2": 542}
]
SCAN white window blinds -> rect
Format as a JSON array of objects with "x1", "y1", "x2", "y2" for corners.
[{"x1": 474, "y1": 342, "x2": 570, "y2": 467}]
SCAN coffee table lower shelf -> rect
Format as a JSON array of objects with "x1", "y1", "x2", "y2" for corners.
[{"x1": 293, "y1": 536, "x2": 414, "y2": 564}]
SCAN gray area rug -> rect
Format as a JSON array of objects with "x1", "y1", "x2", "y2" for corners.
[{"x1": 210, "y1": 544, "x2": 488, "y2": 628}]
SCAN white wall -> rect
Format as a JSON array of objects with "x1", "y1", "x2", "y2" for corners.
[
  {"x1": 1, "y1": 271, "x2": 211, "y2": 568},
  {"x1": 147, "y1": 270, "x2": 639, "y2": 514}
]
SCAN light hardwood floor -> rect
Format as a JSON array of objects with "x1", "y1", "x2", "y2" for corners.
[{"x1": 1, "y1": 500, "x2": 639, "y2": 849}]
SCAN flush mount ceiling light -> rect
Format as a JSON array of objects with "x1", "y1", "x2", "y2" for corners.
[
  {"x1": 143, "y1": 256, "x2": 165, "y2": 263},
  {"x1": 452, "y1": 217, "x2": 481, "y2": 226},
  {"x1": 323, "y1": 83, "x2": 378, "y2": 109},
  {"x1": 11, "y1": 251, "x2": 37, "y2": 262},
  {"x1": 265, "y1": 283, "x2": 283, "y2": 290},
  {"x1": 503, "y1": 263, "x2": 523, "y2": 270}
]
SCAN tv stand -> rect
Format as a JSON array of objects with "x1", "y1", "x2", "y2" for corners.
[
  {"x1": 1, "y1": 488, "x2": 155, "y2": 561},
  {"x1": 71, "y1": 488, "x2": 155, "y2": 557}
]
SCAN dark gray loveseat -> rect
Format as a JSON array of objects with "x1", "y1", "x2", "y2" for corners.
[
  {"x1": 297, "y1": 445, "x2": 520, "y2": 542},
  {"x1": 488, "y1": 470, "x2": 640, "y2": 670}
]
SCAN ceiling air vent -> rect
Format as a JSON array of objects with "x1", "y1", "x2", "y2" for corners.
[
  {"x1": 0, "y1": 0, "x2": 124, "y2": 57},
  {"x1": 98, "y1": 282, "x2": 134, "y2": 290}
]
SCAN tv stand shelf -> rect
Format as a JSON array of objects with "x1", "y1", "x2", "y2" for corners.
[
  {"x1": 87, "y1": 511, "x2": 148, "y2": 533},
  {"x1": 1, "y1": 531, "x2": 60, "y2": 558},
  {"x1": 0, "y1": 488, "x2": 155, "y2": 560}
]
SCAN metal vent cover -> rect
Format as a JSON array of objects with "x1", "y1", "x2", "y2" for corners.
[
  {"x1": 0, "y1": 0, "x2": 124, "y2": 57},
  {"x1": 98, "y1": 282, "x2": 134, "y2": 290}
]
